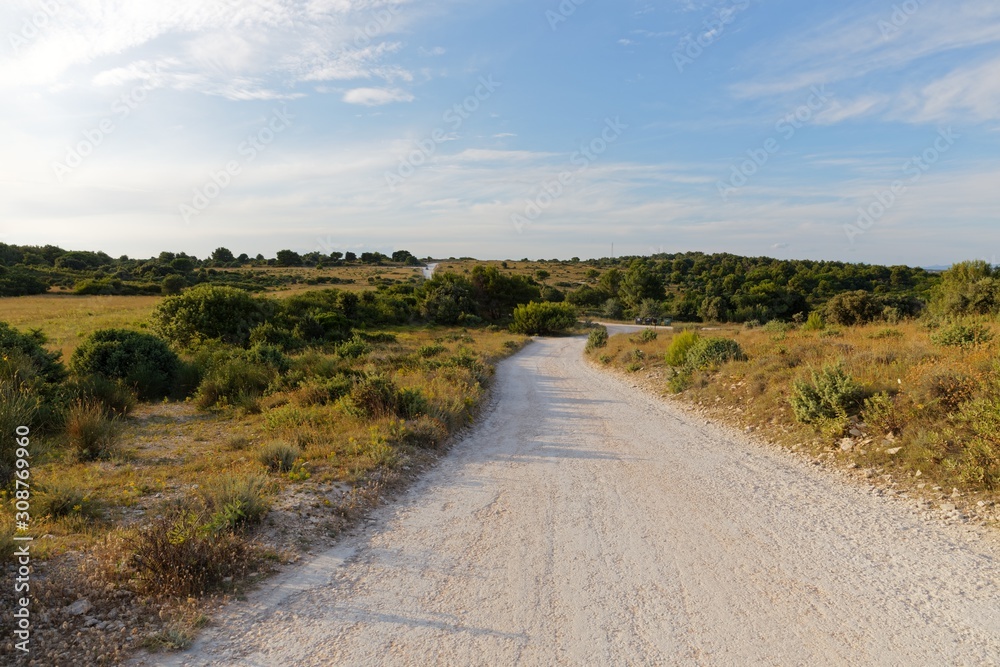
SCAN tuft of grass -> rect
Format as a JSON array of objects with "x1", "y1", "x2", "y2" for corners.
[
  {"x1": 257, "y1": 441, "x2": 301, "y2": 473},
  {"x1": 198, "y1": 471, "x2": 272, "y2": 530},
  {"x1": 65, "y1": 400, "x2": 122, "y2": 461},
  {"x1": 586, "y1": 326, "x2": 609, "y2": 351},
  {"x1": 37, "y1": 482, "x2": 103, "y2": 521}
]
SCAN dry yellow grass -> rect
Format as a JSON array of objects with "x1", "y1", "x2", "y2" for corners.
[
  {"x1": 590, "y1": 320, "x2": 1000, "y2": 516},
  {"x1": 0, "y1": 294, "x2": 161, "y2": 359}
]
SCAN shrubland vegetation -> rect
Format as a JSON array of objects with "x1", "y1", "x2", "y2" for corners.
[
  {"x1": 589, "y1": 260, "x2": 1000, "y2": 512},
  {"x1": 0, "y1": 252, "x2": 574, "y2": 662}
]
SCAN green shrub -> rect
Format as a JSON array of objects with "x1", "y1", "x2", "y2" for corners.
[
  {"x1": 65, "y1": 400, "x2": 121, "y2": 461},
  {"x1": 151, "y1": 284, "x2": 273, "y2": 347},
  {"x1": 198, "y1": 472, "x2": 272, "y2": 529},
  {"x1": 685, "y1": 337, "x2": 746, "y2": 369},
  {"x1": 0, "y1": 383, "x2": 39, "y2": 487},
  {"x1": 417, "y1": 344, "x2": 446, "y2": 358},
  {"x1": 667, "y1": 368, "x2": 693, "y2": 393},
  {"x1": 398, "y1": 387, "x2": 429, "y2": 418},
  {"x1": 509, "y1": 301, "x2": 577, "y2": 335},
  {"x1": 802, "y1": 312, "x2": 825, "y2": 331},
  {"x1": 862, "y1": 392, "x2": 902, "y2": 435},
  {"x1": 37, "y1": 483, "x2": 102, "y2": 521},
  {"x1": 348, "y1": 374, "x2": 401, "y2": 419},
  {"x1": 930, "y1": 322, "x2": 994, "y2": 348},
  {"x1": 825, "y1": 291, "x2": 883, "y2": 326},
  {"x1": 64, "y1": 375, "x2": 136, "y2": 417},
  {"x1": 70, "y1": 329, "x2": 179, "y2": 399},
  {"x1": 664, "y1": 330, "x2": 700, "y2": 366},
  {"x1": 257, "y1": 441, "x2": 301, "y2": 473},
  {"x1": 762, "y1": 320, "x2": 792, "y2": 333},
  {"x1": 192, "y1": 345, "x2": 287, "y2": 409},
  {"x1": 790, "y1": 365, "x2": 866, "y2": 424},
  {"x1": 637, "y1": 328, "x2": 658, "y2": 343},
  {"x1": 955, "y1": 395, "x2": 1000, "y2": 490},
  {"x1": 0, "y1": 322, "x2": 64, "y2": 383},
  {"x1": 586, "y1": 326, "x2": 609, "y2": 351}
]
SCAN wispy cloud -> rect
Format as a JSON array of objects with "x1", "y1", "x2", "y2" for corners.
[{"x1": 343, "y1": 86, "x2": 414, "y2": 105}]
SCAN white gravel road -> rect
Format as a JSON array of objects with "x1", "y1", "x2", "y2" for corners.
[{"x1": 151, "y1": 331, "x2": 1000, "y2": 666}]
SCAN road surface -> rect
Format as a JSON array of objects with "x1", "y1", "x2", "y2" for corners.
[{"x1": 155, "y1": 332, "x2": 1000, "y2": 666}]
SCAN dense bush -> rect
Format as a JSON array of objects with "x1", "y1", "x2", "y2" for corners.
[
  {"x1": 70, "y1": 329, "x2": 179, "y2": 399},
  {"x1": 685, "y1": 337, "x2": 747, "y2": 369},
  {"x1": 0, "y1": 321, "x2": 65, "y2": 383},
  {"x1": 586, "y1": 326, "x2": 609, "y2": 351},
  {"x1": 152, "y1": 285, "x2": 273, "y2": 347},
  {"x1": 930, "y1": 322, "x2": 994, "y2": 348},
  {"x1": 664, "y1": 330, "x2": 700, "y2": 366},
  {"x1": 198, "y1": 472, "x2": 272, "y2": 529},
  {"x1": 790, "y1": 365, "x2": 866, "y2": 424},
  {"x1": 824, "y1": 291, "x2": 883, "y2": 326},
  {"x1": 509, "y1": 302, "x2": 577, "y2": 335}
]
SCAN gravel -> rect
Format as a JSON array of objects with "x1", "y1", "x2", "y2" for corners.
[{"x1": 143, "y1": 332, "x2": 1000, "y2": 666}]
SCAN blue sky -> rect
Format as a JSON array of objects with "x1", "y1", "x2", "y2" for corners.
[{"x1": 2, "y1": 0, "x2": 999, "y2": 266}]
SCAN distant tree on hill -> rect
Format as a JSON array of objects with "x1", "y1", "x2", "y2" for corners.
[
  {"x1": 276, "y1": 249, "x2": 302, "y2": 267},
  {"x1": 212, "y1": 247, "x2": 235, "y2": 264}
]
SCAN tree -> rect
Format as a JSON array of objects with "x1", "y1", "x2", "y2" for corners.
[
  {"x1": 170, "y1": 257, "x2": 195, "y2": 273},
  {"x1": 620, "y1": 259, "x2": 664, "y2": 311},
  {"x1": 469, "y1": 265, "x2": 540, "y2": 321},
  {"x1": 392, "y1": 250, "x2": 415, "y2": 263},
  {"x1": 275, "y1": 249, "x2": 302, "y2": 267},
  {"x1": 598, "y1": 268, "x2": 622, "y2": 298},
  {"x1": 345, "y1": 251, "x2": 357, "y2": 262},
  {"x1": 161, "y1": 274, "x2": 187, "y2": 295},
  {"x1": 535, "y1": 269, "x2": 550, "y2": 282},
  {"x1": 211, "y1": 247, "x2": 235, "y2": 264},
  {"x1": 420, "y1": 273, "x2": 478, "y2": 325},
  {"x1": 931, "y1": 260, "x2": 999, "y2": 317}
]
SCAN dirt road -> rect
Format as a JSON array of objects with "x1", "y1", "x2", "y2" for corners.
[{"x1": 155, "y1": 332, "x2": 1000, "y2": 666}]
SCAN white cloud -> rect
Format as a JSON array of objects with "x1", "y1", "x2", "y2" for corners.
[{"x1": 343, "y1": 87, "x2": 414, "y2": 105}]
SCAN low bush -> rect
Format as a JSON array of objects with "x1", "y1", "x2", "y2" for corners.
[
  {"x1": 64, "y1": 374, "x2": 137, "y2": 417},
  {"x1": 115, "y1": 506, "x2": 258, "y2": 597},
  {"x1": 417, "y1": 344, "x2": 446, "y2": 358},
  {"x1": 347, "y1": 374, "x2": 400, "y2": 419},
  {"x1": 685, "y1": 337, "x2": 747, "y2": 369},
  {"x1": 802, "y1": 312, "x2": 825, "y2": 331},
  {"x1": 0, "y1": 321, "x2": 65, "y2": 383},
  {"x1": 861, "y1": 391, "x2": 903, "y2": 436},
  {"x1": 930, "y1": 322, "x2": 994, "y2": 348},
  {"x1": 37, "y1": 483, "x2": 102, "y2": 521},
  {"x1": 790, "y1": 365, "x2": 866, "y2": 424},
  {"x1": 0, "y1": 383, "x2": 39, "y2": 487},
  {"x1": 70, "y1": 329, "x2": 179, "y2": 400},
  {"x1": 586, "y1": 326, "x2": 609, "y2": 351},
  {"x1": 509, "y1": 301, "x2": 577, "y2": 335},
  {"x1": 402, "y1": 415, "x2": 449, "y2": 449},
  {"x1": 257, "y1": 441, "x2": 301, "y2": 473},
  {"x1": 152, "y1": 284, "x2": 273, "y2": 347},
  {"x1": 65, "y1": 400, "x2": 121, "y2": 461},
  {"x1": 664, "y1": 330, "x2": 700, "y2": 366},
  {"x1": 198, "y1": 472, "x2": 272, "y2": 530}
]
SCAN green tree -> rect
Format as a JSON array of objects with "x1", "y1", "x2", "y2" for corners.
[
  {"x1": 211, "y1": 247, "x2": 235, "y2": 264},
  {"x1": 275, "y1": 249, "x2": 302, "y2": 267},
  {"x1": 620, "y1": 259, "x2": 665, "y2": 311},
  {"x1": 469, "y1": 265, "x2": 540, "y2": 321}
]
